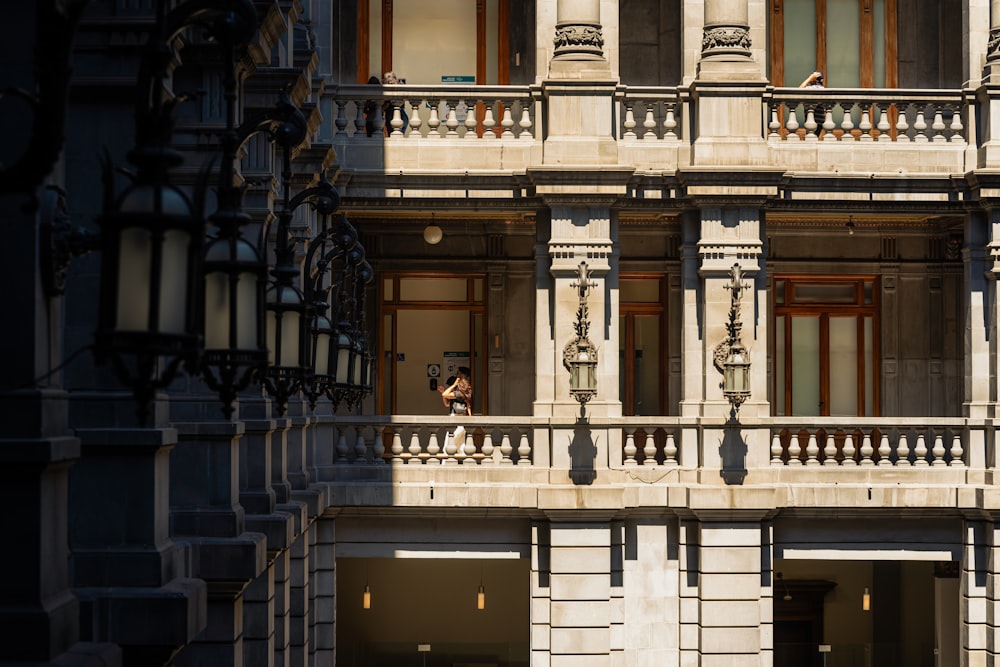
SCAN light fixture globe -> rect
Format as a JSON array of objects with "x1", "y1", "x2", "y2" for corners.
[{"x1": 423, "y1": 222, "x2": 443, "y2": 245}]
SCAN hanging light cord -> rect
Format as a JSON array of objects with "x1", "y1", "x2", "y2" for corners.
[{"x1": 17, "y1": 343, "x2": 95, "y2": 390}]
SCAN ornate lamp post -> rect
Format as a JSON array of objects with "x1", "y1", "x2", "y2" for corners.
[
  {"x1": 94, "y1": 0, "x2": 259, "y2": 423},
  {"x1": 563, "y1": 261, "x2": 598, "y2": 406},
  {"x1": 714, "y1": 263, "x2": 752, "y2": 417}
]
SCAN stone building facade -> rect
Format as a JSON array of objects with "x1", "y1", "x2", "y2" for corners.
[{"x1": 4, "y1": 0, "x2": 1000, "y2": 666}]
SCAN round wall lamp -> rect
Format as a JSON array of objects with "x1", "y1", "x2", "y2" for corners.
[{"x1": 423, "y1": 217, "x2": 443, "y2": 244}]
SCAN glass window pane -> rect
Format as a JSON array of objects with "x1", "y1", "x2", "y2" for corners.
[
  {"x1": 621, "y1": 279, "x2": 660, "y2": 303},
  {"x1": 864, "y1": 316, "x2": 874, "y2": 416},
  {"x1": 775, "y1": 316, "x2": 786, "y2": 416},
  {"x1": 793, "y1": 283, "x2": 857, "y2": 304},
  {"x1": 399, "y1": 277, "x2": 468, "y2": 301},
  {"x1": 473, "y1": 313, "x2": 484, "y2": 414},
  {"x1": 382, "y1": 313, "x2": 393, "y2": 413},
  {"x1": 633, "y1": 315, "x2": 660, "y2": 416},
  {"x1": 829, "y1": 316, "x2": 858, "y2": 416},
  {"x1": 828, "y1": 0, "x2": 861, "y2": 87},
  {"x1": 784, "y1": 0, "x2": 817, "y2": 87},
  {"x1": 873, "y1": 0, "x2": 885, "y2": 87},
  {"x1": 383, "y1": 277, "x2": 393, "y2": 301},
  {"x1": 775, "y1": 281, "x2": 786, "y2": 305},
  {"x1": 474, "y1": 278, "x2": 483, "y2": 302},
  {"x1": 791, "y1": 317, "x2": 820, "y2": 415},
  {"x1": 864, "y1": 280, "x2": 874, "y2": 305}
]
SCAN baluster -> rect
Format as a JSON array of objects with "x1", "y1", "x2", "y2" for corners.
[
  {"x1": 481, "y1": 431, "x2": 495, "y2": 465},
  {"x1": 623, "y1": 428, "x2": 638, "y2": 466},
  {"x1": 771, "y1": 432, "x2": 784, "y2": 465},
  {"x1": 859, "y1": 106, "x2": 874, "y2": 141},
  {"x1": 464, "y1": 99, "x2": 479, "y2": 139},
  {"x1": 388, "y1": 102, "x2": 404, "y2": 137},
  {"x1": 842, "y1": 431, "x2": 857, "y2": 466},
  {"x1": 518, "y1": 102, "x2": 533, "y2": 139},
  {"x1": 517, "y1": 432, "x2": 531, "y2": 466},
  {"x1": 391, "y1": 431, "x2": 405, "y2": 465},
  {"x1": 643, "y1": 103, "x2": 657, "y2": 139},
  {"x1": 623, "y1": 102, "x2": 637, "y2": 139},
  {"x1": 876, "y1": 432, "x2": 891, "y2": 466},
  {"x1": 805, "y1": 432, "x2": 820, "y2": 466},
  {"x1": 454, "y1": 427, "x2": 468, "y2": 463},
  {"x1": 949, "y1": 105, "x2": 965, "y2": 143},
  {"x1": 372, "y1": 429, "x2": 385, "y2": 464},
  {"x1": 822, "y1": 103, "x2": 837, "y2": 141},
  {"x1": 501, "y1": 103, "x2": 516, "y2": 138},
  {"x1": 663, "y1": 431, "x2": 678, "y2": 467},
  {"x1": 788, "y1": 431, "x2": 803, "y2": 466},
  {"x1": 931, "y1": 106, "x2": 947, "y2": 143},
  {"x1": 499, "y1": 433, "x2": 513, "y2": 465},
  {"x1": 859, "y1": 431, "x2": 875, "y2": 466},
  {"x1": 353, "y1": 100, "x2": 366, "y2": 136},
  {"x1": 895, "y1": 430, "x2": 911, "y2": 465},
  {"x1": 426, "y1": 431, "x2": 441, "y2": 464},
  {"x1": 894, "y1": 103, "x2": 910, "y2": 143},
  {"x1": 876, "y1": 104, "x2": 891, "y2": 142},
  {"x1": 427, "y1": 100, "x2": 442, "y2": 138},
  {"x1": 913, "y1": 105, "x2": 929, "y2": 143},
  {"x1": 408, "y1": 97, "x2": 423, "y2": 138},
  {"x1": 482, "y1": 104, "x2": 497, "y2": 137},
  {"x1": 643, "y1": 431, "x2": 657, "y2": 466},
  {"x1": 803, "y1": 107, "x2": 818, "y2": 141},
  {"x1": 441, "y1": 428, "x2": 457, "y2": 464},
  {"x1": 444, "y1": 100, "x2": 460, "y2": 137},
  {"x1": 913, "y1": 431, "x2": 928, "y2": 467},
  {"x1": 785, "y1": 103, "x2": 800, "y2": 135},
  {"x1": 354, "y1": 427, "x2": 367, "y2": 464},
  {"x1": 949, "y1": 431, "x2": 965, "y2": 467},
  {"x1": 664, "y1": 104, "x2": 678, "y2": 140},
  {"x1": 840, "y1": 103, "x2": 855, "y2": 141},
  {"x1": 931, "y1": 432, "x2": 946, "y2": 466},
  {"x1": 336, "y1": 426, "x2": 350, "y2": 463},
  {"x1": 408, "y1": 431, "x2": 422, "y2": 464},
  {"x1": 822, "y1": 433, "x2": 836, "y2": 465},
  {"x1": 335, "y1": 99, "x2": 348, "y2": 136},
  {"x1": 768, "y1": 104, "x2": 781, "y2": 140}
]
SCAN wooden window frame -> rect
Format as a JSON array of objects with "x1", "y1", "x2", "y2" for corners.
[{"x1": 772, "y1": 275, "x2": 881, "y2": 417}]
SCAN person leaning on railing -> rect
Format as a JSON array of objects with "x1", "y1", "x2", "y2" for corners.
[{"x1": 799, "y1": 71, "x2": 826, "y2": 133}]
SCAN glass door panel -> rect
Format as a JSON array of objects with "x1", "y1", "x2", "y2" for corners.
[
  {"x1": 829, "y1": 316, "x2": 859, "y2": 416},
  {"x1": 791, "y1": 316, "x2": 821, "y2": 415}
]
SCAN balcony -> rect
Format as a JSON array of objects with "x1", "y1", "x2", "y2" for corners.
[
  {"x1": 327, "y1": 84, "x2": 973, "y2": 180},
  {"x1": 318, "y1": 415, "x2": 993, "y2": 511}
]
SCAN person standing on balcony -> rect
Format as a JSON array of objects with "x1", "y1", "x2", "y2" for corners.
[
  {"x1": 381, "y1": 71, "x2": 409, "y2": 134},
  {"x1": 363, "y1": 75, "x2": 382, "y2": 137},
  {"x1": 439, "y1": 366, "x2": 473, "y2": 454}
]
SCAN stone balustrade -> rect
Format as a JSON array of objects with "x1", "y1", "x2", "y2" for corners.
[
  {"x1": 769, "y1": 418, "x2": 971, "y2": 467},
  {"x1": 766, "y1": 87, "x2": 970, "y2": 143},
  {"x1": 330, "y1": 84, "x2": 537, "y2": 140},
  {"x1": 616, "y1": 86, "x2": 686, "y2": 141}
]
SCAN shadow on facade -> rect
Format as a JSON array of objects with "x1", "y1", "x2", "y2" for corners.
[
  {"x1": 719, "y1": 422, "x2": 748, "y2": 484},
  {"x1": 569, "y1": 420, "x2": 597, "y2": 484}
]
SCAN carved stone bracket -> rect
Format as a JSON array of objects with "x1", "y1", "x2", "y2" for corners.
[
  {"x1": 701, "y1": 25, "x2": 752, "y2": 57},
  {"x1": 553, "y1": 22, "x2": 605, "y2": 60}
]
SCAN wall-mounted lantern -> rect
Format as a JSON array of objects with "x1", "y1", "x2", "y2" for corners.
[
  {"x1": 562, "y1": 261, "x2": 598, "y2": 405},
  {"x1": 714, "y1": 263, "x2": 751, "y2": 416}
]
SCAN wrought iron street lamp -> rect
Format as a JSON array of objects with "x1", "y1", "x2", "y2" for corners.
[
  {"x1": 714, "y1": 263, "x2": 752, "y2": 416},
  {"x1": 563, "y1": 261, "x2": 598, "y2": 405},
  {"x1": 94, "y1": 0, "x2": 259, "y2": 423}
]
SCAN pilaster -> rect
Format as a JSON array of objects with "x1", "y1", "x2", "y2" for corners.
[{"x1": 964, "y1": 210, "x2": 995, "y2": 419}]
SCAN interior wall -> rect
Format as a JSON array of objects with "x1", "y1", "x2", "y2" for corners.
[
  {"x1": 395, "y1": 309, "x2": 470, "y2": 415},
  {"x1": 618, "y1": 0, "x2": 682, "y2": 85},
  {"x1": 336, "y1": 557, "x2": 530, "y2": 661}
]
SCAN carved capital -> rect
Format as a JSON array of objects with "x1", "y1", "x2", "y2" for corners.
[
  {"x1": 701, "y1": 25, "x2": 752, "y2": 57},
  {"x1": 553, "y1": 22, "x2": 604, "y2": 59},
  {"x1": 990, "y1": 27, "x2": 1000, "y2": 61}
]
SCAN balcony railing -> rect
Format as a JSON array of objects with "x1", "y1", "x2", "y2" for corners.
[
  {"x1": 766, "y1": 87, "x2": 970, "y2": 143},
  {"x1": 329, "y1": 84, "x2": 537, "y2": 141},
  {"x1": 616, "y1": 86, "x2": 686, "y2": 141},
  {"x1": 321, "y1": 415, "x2": 994, "y2": 474},
  {"x1": 770, "y1": 418, "x2": 968, "y2": 467}
]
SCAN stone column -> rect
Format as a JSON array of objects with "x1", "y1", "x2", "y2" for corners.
[
  {"x1": 553, "y1": 0, "x2": 604, "y2": 62},
  {"x1": 962, "y1": 520, "x2": 989, "y2": 664},
  {"x1": 622, "y1": 519, "x2": 680, "y2": 665},
  {"x1": 314, "y1": 516, "x2": 337, "y2": 666},
  {"x1": 965, "y1": 211, "x2": 994, "y2": 432},
  {"x1": 694, "y1": 518, "x2": 770, "y2": 667},
  {"x1": 680, "y1": 206, "x2": 766, "y2": 423},
  {"x1": 702, "y1": 0, "x2": 752, "y2": 62},
  {"x1": 547, "y1": 520, "x2": 613, "y2": 666}
]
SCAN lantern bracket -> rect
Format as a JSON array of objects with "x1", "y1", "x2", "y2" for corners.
[{"x1": 713, "y1": 263, "x2": 752, "y2": 416}]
